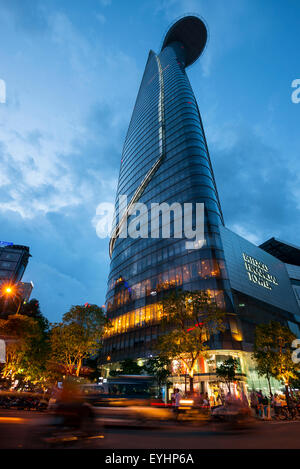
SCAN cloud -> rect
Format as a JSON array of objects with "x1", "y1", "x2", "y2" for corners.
[
  {"x1": 0, "y1": 5, "x2": 140, "y2": 319},
  {"x1": 210, "y1": 124, "x2": 300, "y2": 245},
  {"x1": 49, "y1": 11, "x2": 92, "y2": 77},
  {"x1": 26, "y1": 259, "x2": 90, "y2": 323},
  {"x1": 24, "y1": 249, "x2": 109, "y2": 323},
  {"x1": 0, "y1": 199, "x2": 110, "y2": 321},
  {"x1": 0, "y1": 7, "x2": 139, "y2": 220},
  {"x1": 96, "y1": 13, "x2": 106, "y2": 24},
  {"x1": 99, "y1": 0, "x2": 112, "y2": 6},
  {"x1": 0, "y1": 0, "x2": 49, "y2": 34},
  {"x1": 230, "y1": 224, "x2": 261, "y2": 245}
]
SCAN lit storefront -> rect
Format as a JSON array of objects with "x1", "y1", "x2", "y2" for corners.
[{"x1": 168, "y1": 350, "x2": 283, "y2": 401}]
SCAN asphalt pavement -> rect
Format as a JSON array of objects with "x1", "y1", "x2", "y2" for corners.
[{"x1": 0, "y1": 408, "x2": 300, "y2": 449}]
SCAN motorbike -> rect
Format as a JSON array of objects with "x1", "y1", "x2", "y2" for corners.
[
  {"x1": 39, "y1": 401, "x2": 105, "y2": 448},
  {"x1": 211, "y1": 402, "x2": 257, "y2": 431}
]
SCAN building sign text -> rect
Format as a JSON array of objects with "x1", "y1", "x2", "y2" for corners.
[{"x1": 243, "y1": 253, "x2": 278, "y2": 291}]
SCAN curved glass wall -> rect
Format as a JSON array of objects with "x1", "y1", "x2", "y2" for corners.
[{"x1": 102, "y1": 31, "x2": 239, "y2": 362}]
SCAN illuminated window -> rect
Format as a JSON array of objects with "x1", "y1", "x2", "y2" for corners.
[
  {"x1": 183, "y1": 265, "x2": 190, "y2": 282},
  {"x1": 140, "y1": 307, "x2": 146, "y2": 325},
  {"x1": 135, "y1": 309, "x2": 141, "y2": 326},
  {"x1": 176, "y1": 266, "x2": 182, "y2": 285},
  {"x1": 146, "y1": 305, "x2": 151, "y2": 323},
  {"x1": 129, "y1": 311, "x2": 135, "y2": 328}
]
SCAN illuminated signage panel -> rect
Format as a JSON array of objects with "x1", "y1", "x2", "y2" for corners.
[
  {"x1": 0, "y1": 241, "x2": 13, "y2": 248},
  {"x1": 242, "y1": 253, "x2": 278, "y2": 290},
  {"x1": 219, "y1": 226, "x2": 299, "y2": 316}
]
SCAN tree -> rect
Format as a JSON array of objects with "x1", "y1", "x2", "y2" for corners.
[
  {"x1": 143, "y1": 356, "x2": 171, "y2": 389},
  {"x1": 110, "y1": 358, "x2": 143, "y2": 376},
  {"x1": 50, "y1": 304, "x2": 109, "y2": 377},
  {"x1": 216, "y1": 357, "x2": 239, "y2": 393},
  {"x1": 156, "y1": 289, "x2": 225, "y2": 392},
  {"x1": 19, "y1": 299, "x2": 50, "y2": 383},
  {"x1": 0, "y1": 314, "x2": 47, "y2": 385},
  {"x1": 20, "y1": 299, "x2": 49, "y2": 332},
  {"x1": 254, "y1": 321, "x2": 300, "y2": 406},
  {"x1": 289, "y1": 371, "x2": 300, "y2": 399},
  {"x1": 253, "y1": 325, "x2": 275, "y2": 397},
  {"x1": 143, "y1": 356, "x2": 171, "y2": 399}
]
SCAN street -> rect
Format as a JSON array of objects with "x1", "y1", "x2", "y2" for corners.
[{"x1": 0, "y1": 408, "x2": 300, "y2": 449}]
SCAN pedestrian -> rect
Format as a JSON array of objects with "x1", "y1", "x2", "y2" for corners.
[
  {"x1": 256, "y1": 390, "x2": 264, "y2": 418},
  {"x1": 241, "y1": 390, "x2": 250, "y2": 408},
  {"x1": 173, "y1": 388, "x2": 181, "y2": 419},
  {"x1": 171, "y1": 388, "x2": 176, "y2": 407},
  {"x1": 174, "y1": 389, "x2": 182, "y2": 408},
  {"x1": 272, "y1": 394, "x2": 281, "y2": 417},
  {"x1": 262, "y1": 395, "x2": 269, "y2": 419},
  {"x1": 250, "y1": 390, "x2": 259, "y2": 416},
  {"x1": 216, "y1": 393, "x2": 222, "y2": 406}
]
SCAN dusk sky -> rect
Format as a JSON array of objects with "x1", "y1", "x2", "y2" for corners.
[{"x1": 0, "y1": 0, "x2": 299, "y2": 322}]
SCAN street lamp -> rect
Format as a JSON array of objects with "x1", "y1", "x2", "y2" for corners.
[{"x1": 1, "y1": 283, "x2": 23, "y2": 314}]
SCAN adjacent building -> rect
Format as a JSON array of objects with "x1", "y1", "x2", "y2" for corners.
[
  {"x1": 260, "y1": 237, "x2": 300, "y2": 322},
  {"x1": 0, "y1": 243, "x2": 31, "y2": 285},
  {"x1": 0, "y1": 243, "x2": 32, "y2": 315},
  {"x1": 18, "y1": 281, "x2": 34, "y2": 303}
]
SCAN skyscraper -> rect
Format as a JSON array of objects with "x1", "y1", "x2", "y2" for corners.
[
  {"x1": 103, "y1": 16, "x2": 239, "y2": 365},
  {"x1": 101, "y1": 16, "x2": 300, "y2": 395}
]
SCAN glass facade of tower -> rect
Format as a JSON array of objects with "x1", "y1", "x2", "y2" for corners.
[{"x1": 102, "y1": 18, "x2": 241, "y2": 363}]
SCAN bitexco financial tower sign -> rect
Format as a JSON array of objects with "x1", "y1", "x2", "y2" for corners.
[{"x1": 243, "y1": 253, "x2": 279, "y2": 291}]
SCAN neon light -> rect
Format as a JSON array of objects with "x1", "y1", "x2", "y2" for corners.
[
  {"x1": 187, "y1": 322, "x2": 203, "y2": 332},
  {"x1": 150, "y1": 402, "x2": 172, "y2": 407}
]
